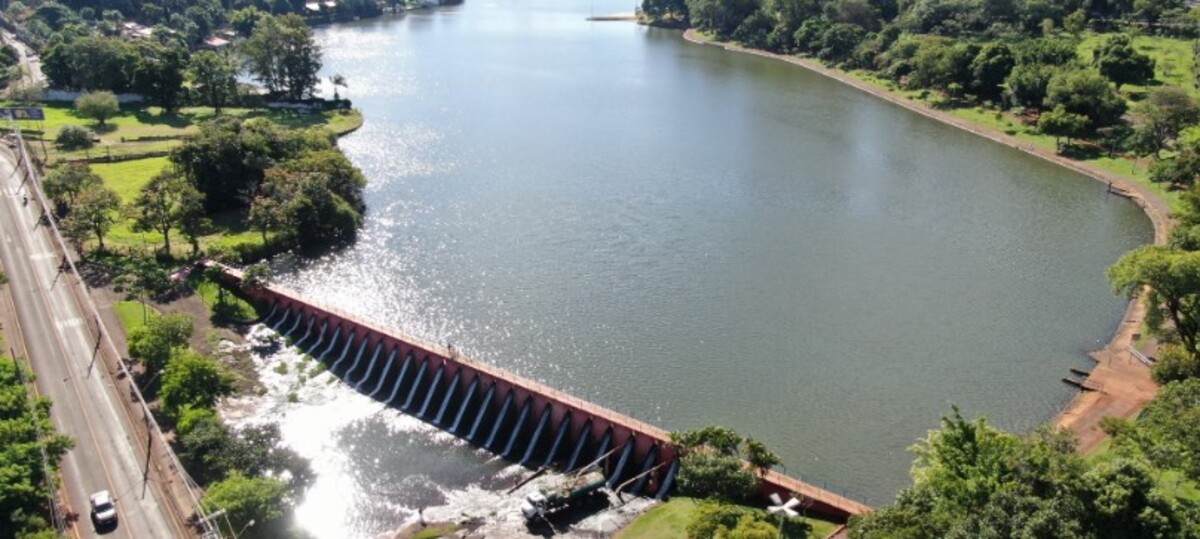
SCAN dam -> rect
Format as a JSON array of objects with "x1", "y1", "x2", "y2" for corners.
[{"x1": 212, "y1": 262, "x2": 871, "y2": 522}]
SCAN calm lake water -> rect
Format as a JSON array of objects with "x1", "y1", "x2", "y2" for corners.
[{"x1": 263, "y1": 0, "x2": 1152, "y2": 533}]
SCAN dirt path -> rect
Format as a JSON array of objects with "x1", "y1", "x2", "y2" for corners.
[{"x1": 681, "y1": 30, "x2": 1168, "y2": 453}]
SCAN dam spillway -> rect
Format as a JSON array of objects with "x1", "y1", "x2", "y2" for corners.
[{"x1": 212, "y1": 263, "x2": 870, "y2": 521}]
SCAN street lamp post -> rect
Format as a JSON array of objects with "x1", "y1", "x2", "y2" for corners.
[{"x1": 235, "y1": 519, "x2": 256, "y2": 538}]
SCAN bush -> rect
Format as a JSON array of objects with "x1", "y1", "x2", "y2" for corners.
[
  {"x1": 75, "y1": 90, "x2": 120, "y2": 127},
  {"x1": 677, "y1": 450, "x2": 758, "y2": 502},
  {"x1": 55, "y1": 124, "x2": 93, "y2": 150}
]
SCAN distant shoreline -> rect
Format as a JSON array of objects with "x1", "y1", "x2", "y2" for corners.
[{"x1": 680, "y1": 28, "x2": 1168, "y2": 453}]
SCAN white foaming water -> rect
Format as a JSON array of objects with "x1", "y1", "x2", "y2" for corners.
[{"x1": 218, "y1": 324, "x2": 655, "y2": 538}]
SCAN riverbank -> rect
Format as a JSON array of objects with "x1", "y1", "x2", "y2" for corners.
[{"x1": 680, "y1": 29, "x2": 1167, "y2": 453}]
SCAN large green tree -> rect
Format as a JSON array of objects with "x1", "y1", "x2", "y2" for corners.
[
  {"x1": 242, "y1": 14, "x2": 323, "y2": 100},
  {"x1": 1094, "y1": 34, "x2": 1155, "y2": 90},
  {"x1": 159, "y1": 349, "x2": 233, "y2": 419},
  {"x1": 186, "y1": 50, "x2": 239, "y2": 114},
  {"x1": 127, "y1": 312, "x2": 194, "y2": 374},
  {"x1": 1134, "y1": 86, "x2": 1200, "y2": 158},
  {"x1": 0, "y1": 360, "x2": 74, "y2": 539},
  {"x1": 1044, "y1": 68, "x2": 1127, "y2": 128},
  {"x1": 132, "y1": 40, "x2": 187, "y2": 111},
  {"x1": 61, "y1": 184, "x2": 120, "y2": 251},
  {"x1": 1039, "y1": 104, "x2": 1090, "y2": 151},
  {"x1": 42, "y1": 163, "x2": 102, "y2": 213},
  {"x1": 1110, "y1": 246, "x2": 1200, "y2": 356},
  {"x1": 129, "y1": 170, "x2": 200, "y2": 255},
  {"x1": 202, "y1": 473, "x2": 291, "y2": 537}
]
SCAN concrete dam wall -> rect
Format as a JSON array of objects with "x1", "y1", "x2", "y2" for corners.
[{"x1": 211, "y1": 264, "x2": 869, "y2": 522}]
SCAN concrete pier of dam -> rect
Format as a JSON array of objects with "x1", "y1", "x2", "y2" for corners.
[{"x1": 207, "y1": 262, "x2": 871, "y2": 522}]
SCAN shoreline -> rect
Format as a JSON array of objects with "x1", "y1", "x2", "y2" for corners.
[{"x1": 680, "y1": 29, "x2": 1168, "y2": 453}]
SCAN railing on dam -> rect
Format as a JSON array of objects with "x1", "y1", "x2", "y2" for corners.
[{"x1": 206, "y1": 262, "x2": 871, "y2": 522}]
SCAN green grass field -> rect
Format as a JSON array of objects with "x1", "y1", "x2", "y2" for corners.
[
  {"x1": 1078, "y1": 33, "x2": 1196, "y2": 98},
  {"x1": 114, "y1": 300, "x2": 159, "y2": 332},
  {"x1": 615, "y1": 497, "x2": 841, "y2": 538},
  {"x1": 12, "y1": 103, "x2": 363, "y2": 165}
]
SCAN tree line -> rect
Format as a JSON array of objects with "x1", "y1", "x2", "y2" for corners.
[
  {"x1": 0, "y1": 359, "x2": 73, "y2": 539},
  {"x1": 39, "y1": 12, "x2": 325, "y2": 105},
  {"x1": 120, "y1": 280, "x2": 310, "y2": 538},
  {"x1": 6, "y1": 0, "x2": 387, "y2": 52},
  {"x1": 642, "y1": 0, "x2": 1200, "y2": 188}
]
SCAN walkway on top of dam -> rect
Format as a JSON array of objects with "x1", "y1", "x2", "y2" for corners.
[{"x1": 209, "y1": 262, "x2": 872, "y2": 521}]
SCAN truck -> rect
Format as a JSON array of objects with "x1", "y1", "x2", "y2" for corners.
[{"x1": 520, "y1": 466, "x2": 607, "y2": 521}]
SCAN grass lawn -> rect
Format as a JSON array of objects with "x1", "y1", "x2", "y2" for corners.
[
  {"x1": 616, "y1": 497, "x2": 697, "y2": 539},
  {"x1": 616, "y1": 497, "x2": 842, "y2": 538},
  {"x1": 114, "y1": 300, "x2": 159, "y2": 332},
  {"x1": 1078, "y1": 33, "x2": 1196, "y2": 99},
  {"x1": 91, "y1": 156, "x2": 170, "y2": 202},
  {"x1": 13, "y1": 103, "x2": 363, "y2": 165}
]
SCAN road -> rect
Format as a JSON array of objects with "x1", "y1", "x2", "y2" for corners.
[
  {"x1": 0, "y1": 144, "x2": 180, "y2": 538},
  {"x1": 0, "y1": 27, "x2": 45, "y2": 88}
]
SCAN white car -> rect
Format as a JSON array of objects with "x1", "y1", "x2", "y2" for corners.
[{"x1": 90, "y1": 490, "x2": 117, "y2": 527}]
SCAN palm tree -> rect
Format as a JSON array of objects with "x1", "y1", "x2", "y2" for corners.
[{"x1": 330, "y1": 74, "x2": 347, "y2": 101}]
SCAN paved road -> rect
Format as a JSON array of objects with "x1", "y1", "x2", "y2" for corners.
[
  {"x1": 0, "y1": 28, "x2": 44, "y2": 88},
  {"x1": 0, "y1": 144, "x2": 179, "y2": 538}
]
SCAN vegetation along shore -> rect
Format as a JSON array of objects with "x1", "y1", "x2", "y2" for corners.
[{"x1": 625, "y1": 0, "x2": 1200, "y2": 534}]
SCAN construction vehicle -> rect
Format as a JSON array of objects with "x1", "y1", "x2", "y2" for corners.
[{"x1": 520, "y1": 466, "x2": 607, "y2": 521}]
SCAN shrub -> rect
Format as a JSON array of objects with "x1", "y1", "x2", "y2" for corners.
[{"x1": 55, "y1": 124, "x2": 93, "y2": 150}]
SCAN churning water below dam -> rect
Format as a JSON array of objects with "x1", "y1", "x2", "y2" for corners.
[{"x1": 238, "y1": 0, "x2": 1153, "y2": 535}]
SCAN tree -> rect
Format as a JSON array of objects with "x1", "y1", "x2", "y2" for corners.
[
  {"x1": 818, "y1": 23, "x2": 867, "y2": 63},
  {"x1": 54, "y1": 124, "x2": 92, "y2": 151},
  {"x1": 130, "y1": 170, "x2": 192, "y2": 255},
  {"x1": 243, "y1": 261, "x2": 271, "y2": 290},
  {"x1": 329, "y1": 73, "x2": 347, "y2": 101},
  {"x1": 132, "y1": 40, "x2": 187, "y2": 111},
  {"x1": 202, "y1": 473, "x2": 290, "y2": 537},
  {"x1": 127, "y1": 312, "x2": 193, "y2": 374},
  {"x1": 1133, "y1": 0, "x2": 1183, "y2": 30},
  {"x1": 1134, "y1": 86, "x2": 1200, "y2": 158},
  {"x1": 187, "y1": 51, "x2": 239, "y2": 115},
  {"x1": 61, "y1": 184, "x2": 120, "y2": 251},
  {"x1": 686, "y1": 0, "x2": 760, "y2": 37},
  {"x1": 1115, "y1": 379, "x2": 1200, "y2": 481},
  {"x1": 742, "y1": 437, "x2": 781, "y2": 475},
  {"x1": 1004, "y1": 62, "x2": 1057, "y2": 109},
  {"x1": 677, "y1": 450, "x2": 759, "y2": 501},
  {"x1": 177, "y1": 184, "x2": 210, "y2": 258},
  {"x1": 1038, "y1": 104, "x2": 1090, "y2": 151},
  {"x1": 42, "y1": 163, "x2": 102, "y2": 212},
  {"x1": 970, "y1": 42, "x2": 1014, "y2": 102},
  {"x1": 230, "y1": 6, "x2": 267, "y2": 37},
  {"x1": 242, "y1": 14, "x2": 323, "y2": 100},
  {"x1": 0, "y1": 360, "x2": 74, "y2": 539},
  {"x1": 1094, "y1": 34, "x2": 1155, "y2": 90},
  {"x1": 1151, "y1": 344, "x2": 1200, "y2": 384},
  {"x1": 1109, "y1": 246, "x2": 1200, "y2": 357},
  {"x1": 159, "y1": 349, "x2": 233, "y2": 419},
  {"x1": 74, "y1": 90, "x2": 120, "y2": 127},
  {"x1": 1044, "y1": 68, "x2": 1127, "y2": 128}
]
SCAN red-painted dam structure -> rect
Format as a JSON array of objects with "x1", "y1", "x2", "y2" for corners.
[{"x1": 210, "y1": 263, "x2": 870, "y2": 522}]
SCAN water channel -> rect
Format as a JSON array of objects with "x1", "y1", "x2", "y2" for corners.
[{"x1": 246, "y1": 1, "x2": 1153, "y2": 535}]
